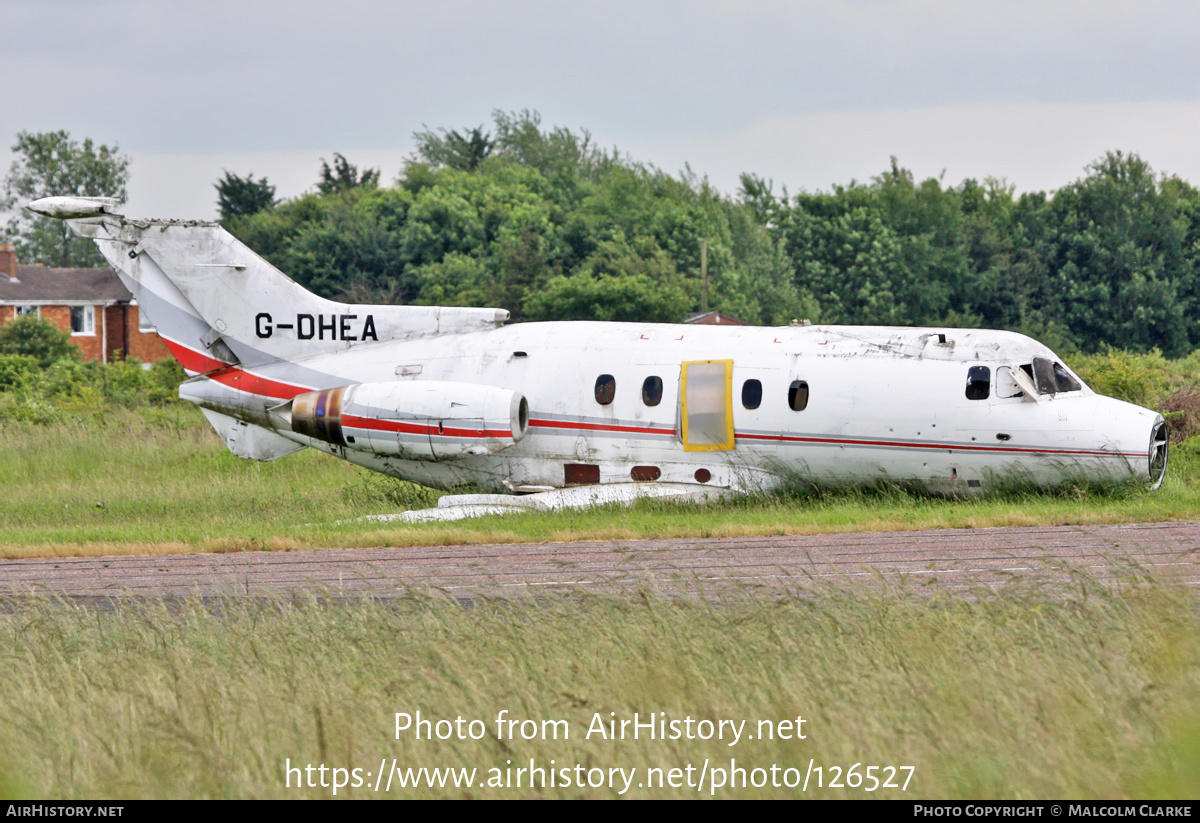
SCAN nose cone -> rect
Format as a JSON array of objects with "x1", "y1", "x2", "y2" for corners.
[
  {"x1": 1093, "y1": 396, "x2": 1169, "y2": 488},
  {"x1": 25, "y1": 196, "x2": 123, "y2": 220}
]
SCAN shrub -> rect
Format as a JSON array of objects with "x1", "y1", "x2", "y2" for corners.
[
  {"x1": 0, "y1": 354, "x2": 43, "y2": 392},
  {"x1": 1070, "y1": 347, "x2": 1169, "y2": 406},
  {"x1": 0, "y1": 316, "x2": 80, "y2": 368},
  {"x1": 1160, "y1": 386, "x2": 1200, "y2": 443}
]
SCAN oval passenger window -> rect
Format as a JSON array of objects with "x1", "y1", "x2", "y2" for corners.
[
  {"x1": 742, "y1": 379, "x2": 762, "y2": 409},
  {"x1": 966, "y1": 366, "x2": 991, "y2": 400},
  {"x1": 642, "y1": 376, "x2": 663, "y2": 406},
  {"x1": 788, "y1": 380, "x2": 809, "y2": 412},
  {"x1": 594, "y1": 374, "x2": 616, "y2": 405}
]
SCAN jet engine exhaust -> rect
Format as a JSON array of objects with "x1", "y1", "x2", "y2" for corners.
[{"x1": 291, "y1": 387, "x2": 347, "y2": 446}]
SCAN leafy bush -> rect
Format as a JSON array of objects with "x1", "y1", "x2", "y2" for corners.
[
  {"x1": 0, "y1": 354, "x2": 42, "y2": 391},
  {"x1": 0, "y1": 316, "x2": 80, "y2": 368},
  {"x1": 1070, "y1": 347, "x2": 1169, "y2": 406},
  {"x1": 0, "y1": 353, "x2": 184, "y2": 425},
  {"x1": 1160, "y1": 387, "x2": 1200, "y2": 443}
]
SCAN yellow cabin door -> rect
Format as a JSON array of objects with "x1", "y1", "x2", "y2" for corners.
[{"x1": 680, "y1": 360, "x2": 735, "y2": 451}]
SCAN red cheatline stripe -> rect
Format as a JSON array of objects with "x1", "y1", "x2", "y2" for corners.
[
  {"x1": 161, "y1": 338, "x2": 1142, "y2": 459},
  {"x1": 736, "y1": 431, "x2": 1140, "y2": 459},
  {"x1": 205, "y1": 367, "x2": 309, "y2": 401},
  {"x1": 161, "y1": 336, "x2": 229, "y2": 374},
  {"x1": 530, "y1": 417, "x2": 1138, "y2": 459},
  {"x1": 161, "y1": 336, "x2": 311, "y2": 400},
  {"x1": 343, "y1": 414, "x2": 511, "y2": 440},
  {"x1": 529, "y1": 418, "x2": 673, "y2": 436}
]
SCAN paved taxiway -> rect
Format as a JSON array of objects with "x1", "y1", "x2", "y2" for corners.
[{"x1": 2, "y1": 521, "x2": 1198, "y2": 600}]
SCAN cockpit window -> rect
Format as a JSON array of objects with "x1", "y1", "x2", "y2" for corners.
[
  {"x1": 966, "y1": 366, "x2": 991, "y2": 400},
  {"x1": 1032, "y1": 357, "x2": 1057, "y2": 395},
  {"x1": 1032, "y1": 357, "x2": 1081, "y2": 395},
  {"x1": 996, "y1": 367, "x2": 1024, "y2": 399},
  {"x1": 1052, "y1": 361, "x2": 1081, "y2": 393}
]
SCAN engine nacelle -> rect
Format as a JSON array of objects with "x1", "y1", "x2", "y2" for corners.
[{"x1": 284, "y1": 381, "x2": 528, "y2": 460}]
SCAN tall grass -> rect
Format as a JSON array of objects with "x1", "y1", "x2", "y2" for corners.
[
  {"x1": 0, "y1": 405, "x2": 1197, "y2": 557},
  {"x1": 0, "y1": 344, "x2": 1197, "y2": 557},
  {"x1": 0, "y1": 574, "x2": 1196, "y2": 798}
]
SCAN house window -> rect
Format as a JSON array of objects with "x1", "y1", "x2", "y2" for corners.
[
  {"x1": 137, "y1": 307, "x2": 155, "y2": 333},
  {"x1": 70, "y1": 306, "x2": 95, "y2": 336},
  {"x1": 15, "y1": 305, "x2": 38, "y2": 319}
]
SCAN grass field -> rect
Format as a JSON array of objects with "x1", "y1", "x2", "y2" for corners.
[
  {"x1": 0, "y1": 405, "x2": 1198, "y2": 559},
  {"x1": 1, "y1": 368, "x2": 1198, "y2": 799},
  {"x1": 0, "y1": 570, "x2": 1196, "y2": 799}
]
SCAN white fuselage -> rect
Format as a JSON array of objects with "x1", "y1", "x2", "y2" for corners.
[
  {"x1": 179, "y1": 320, "x2": 1166, "y2": 495},
  {"x1": 46, "y1": 202, "x2": 1166, "y2": 498}
]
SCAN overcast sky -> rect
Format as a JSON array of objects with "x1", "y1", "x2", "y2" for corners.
[{"x1": 5, "y1": 0, "x2": 1200, "y2": 219}]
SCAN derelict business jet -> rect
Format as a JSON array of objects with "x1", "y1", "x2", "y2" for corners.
[{"x1": 28, "y1": 196, "x2": 1169, "y2": 520}]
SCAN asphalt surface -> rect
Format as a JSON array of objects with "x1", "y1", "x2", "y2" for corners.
[{"x1": 2, "y1": 521, "x2": 1198, "y2": 601}]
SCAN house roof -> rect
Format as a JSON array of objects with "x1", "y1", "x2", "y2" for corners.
[
  {"x1": 683, "y1": 310, "x2": 752, "y2": 326},
  {"x1": 0, "y1": 265, "x2": 132, "y2": 304}
]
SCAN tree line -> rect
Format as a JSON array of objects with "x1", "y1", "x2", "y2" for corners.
[{"x1": 7, "y1": 113, "x2": 1200, "y2": 356}]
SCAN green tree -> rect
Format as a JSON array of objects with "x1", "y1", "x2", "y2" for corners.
[
  {"x1": 412, "y1": 125, "x2": 494, "y2": 172},
  {"x1": 215, "y1": 170, "x2": 276, "y2": 220},
  {"x1": 317, "y1": 153, "x2": 380, "y2": 194},
  {"x1": 1039, "y1": 152, "x2": 1196, "y2": 355},
  {"x1": 0, "y1": 316, "x2": 80, "y2": 368},
  {"x1": 523, "y1": 273, "x2": 690, "y2": 323},
  {"x1": 2, "y1": 130, "x2": 129, "y2": 267}
]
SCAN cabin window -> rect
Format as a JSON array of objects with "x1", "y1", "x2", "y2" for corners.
[
  {"x1": 70, "y1": 306, "x2": 94, "y2": 336},
  {"x1": 788, "y1": 380, "x2": 809, "y2": 412},
  {"x1": 594, "y1": 374, "x2": 615, "y2": 405},
  {"x1": 966, "y1": 366, "x2": 991, "y2": 400},
  {"x1": 741, "y1": 379, "x2": 762, "y2": 409},
  {"x1": 642, "y1": 376, "x2": 663, "y2": 406}
]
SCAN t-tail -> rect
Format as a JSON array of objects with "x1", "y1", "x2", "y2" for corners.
[
  {"x1": 28, "y1": 195, "x2": 511, "y2": 463},
  {"x1": 28, "y1": 196, "x2": 509, "y2": 375}
]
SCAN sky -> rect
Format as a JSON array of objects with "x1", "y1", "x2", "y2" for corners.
[{"x1": 4, "y1": 0, "x2": 1200, "y2": 219}]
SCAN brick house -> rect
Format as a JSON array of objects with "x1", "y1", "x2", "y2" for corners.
[
  {"x1": 683, "y1": 310, "x2": 752, "y2": 326},
  {"x1": 0, "y1": 244, "x2": 172, "y2": 363}
]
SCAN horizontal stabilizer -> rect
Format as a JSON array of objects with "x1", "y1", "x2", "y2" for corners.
[
  {"x1": 200, "y1": 408, "x2": 305, "y2": 461},
  {"x1": 25, "y1": 196, "x2": 124, "y2": 220}
]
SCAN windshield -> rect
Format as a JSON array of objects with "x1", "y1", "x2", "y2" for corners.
[{"x1": 1032, "y1": 357, "x2": 1082, "y2": 395}]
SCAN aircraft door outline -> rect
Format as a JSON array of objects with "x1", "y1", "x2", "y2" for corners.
[{"x1": 680, "y1": 359, "x2": 735, "y2": 452}]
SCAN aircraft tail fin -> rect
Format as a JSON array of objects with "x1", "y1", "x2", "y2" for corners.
[{"x1": 34, "y1": 197, "x2": 509, "y2": 374}]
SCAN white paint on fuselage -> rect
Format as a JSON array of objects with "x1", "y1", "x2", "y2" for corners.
[
  {"x1": 50, "y1": 204, "x2": 1162, "y2": 498},
  {"x1": 193, "y1": 320, "x2": 1159, "y2": 494}
]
